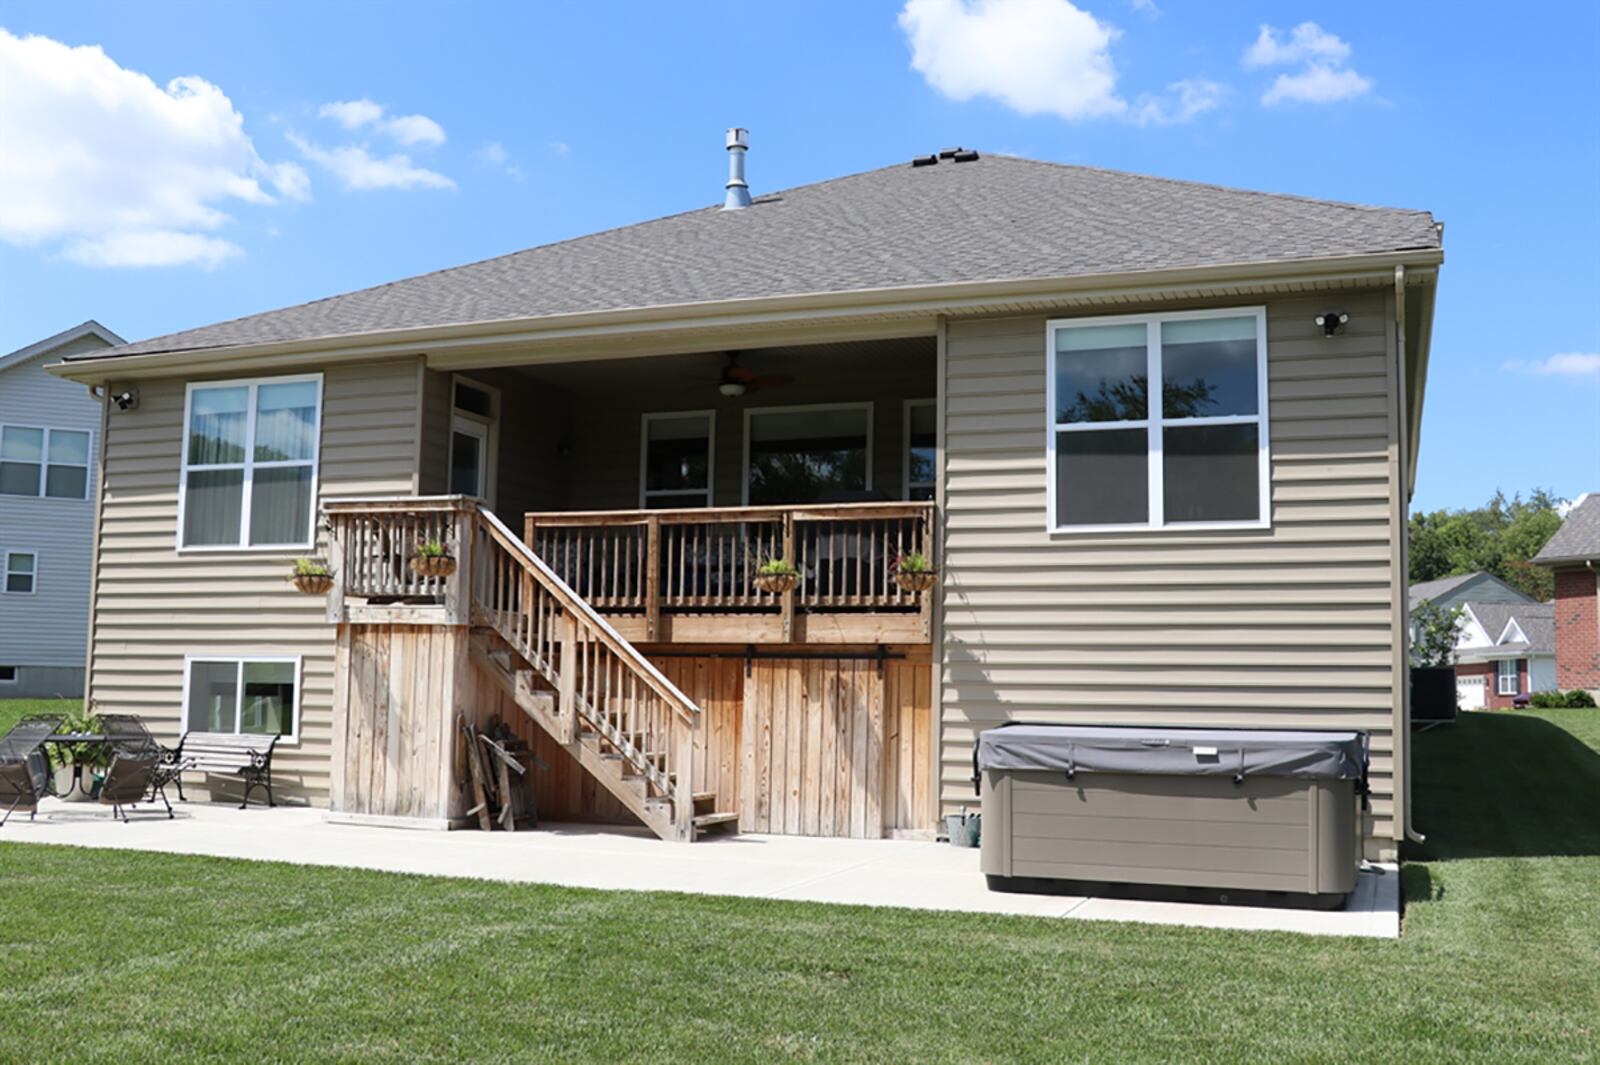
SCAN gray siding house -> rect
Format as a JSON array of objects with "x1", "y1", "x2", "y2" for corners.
[
  {"x1": 49, "y1": 144, "x2": 1442, "y2": 859},
  {"x1": 0, "y1": 321, "x2": 123, "y2": 696}
]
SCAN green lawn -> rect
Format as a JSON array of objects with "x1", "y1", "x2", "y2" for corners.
[
  {"x1": 0, "y1": 697, "x2": 78, "y2": 736},
  {"x1": 2, "y1": 706, "x2": 1596, "y2": 1062}
]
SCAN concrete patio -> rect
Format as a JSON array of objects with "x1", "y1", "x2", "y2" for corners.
[{"x1": 8, "y1": 798, "x2": 1400, "y2": 939}]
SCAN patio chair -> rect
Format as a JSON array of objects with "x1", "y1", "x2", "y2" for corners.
[
  {"x1": 0, "y1": 713, "x2": 66, "y2": 827},
  {"x1": 99, "y1": 714, "x2": 179, "y2": 819}
]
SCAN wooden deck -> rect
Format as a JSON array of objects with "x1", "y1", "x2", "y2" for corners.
[{"x1": 525, "y1": 501, "x2": 937, "y2": 645}]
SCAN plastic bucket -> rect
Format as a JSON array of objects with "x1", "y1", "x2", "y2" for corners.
[{"x1": 946, "y1": 812, "x2": 980, "y2": 847}]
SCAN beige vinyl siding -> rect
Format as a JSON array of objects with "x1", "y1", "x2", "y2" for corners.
[
  {"x1": 939, "y1": 291, "x2": 1404, "y2": 857},
  {"x1": 88, "y1": 358, "x2": 422, "y2": 804}
]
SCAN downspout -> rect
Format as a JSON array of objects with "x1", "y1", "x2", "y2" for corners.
[
  {"x1": 80, "y1": 385, "x2": 112, "y2": 713},
  {"x1": 1395, "y1": 264, "x2": 1426, "y2": 845}
]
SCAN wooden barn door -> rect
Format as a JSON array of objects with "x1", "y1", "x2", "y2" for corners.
[{"x1": 739, "y1": 651, "x2": 933, "y2": 838}]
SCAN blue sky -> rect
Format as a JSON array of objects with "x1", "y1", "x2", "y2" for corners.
[{"x1": 1, "y1": 0, "x2": 1595, "y2": 511}]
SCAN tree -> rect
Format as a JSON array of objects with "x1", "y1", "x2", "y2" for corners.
[
  {"x1": 1407, "y1": 489, "x2": 1565, "y2": 601},
  {"x1": 1410, "y1": 601, "x2": 1465, "y2": 668}
]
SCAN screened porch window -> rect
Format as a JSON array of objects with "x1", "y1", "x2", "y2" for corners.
[
  {"x1": 184, "y1": 658, "x2": 300, "y2": 741},
  {"x1": 180, "y1": 376, "x2": 322, "y2": 549},
  {"x1": 640, "y1": 411, "x2": 713, "y2": 508},
  {"x1": 745, "y1": 404, "x2": 871, "y2": 505},
  {"x1": 1047, "y1": 309, "x2": 1269, "y2": 531}
]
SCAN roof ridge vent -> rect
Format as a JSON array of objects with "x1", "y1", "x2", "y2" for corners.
[{"x1": 723, "y1": 128, "x2": 752, "y2": 211}]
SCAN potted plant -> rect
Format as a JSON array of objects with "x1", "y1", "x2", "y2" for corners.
[
  {"x1": 50, "y1": 704, "x2": 111, "y2": 802},
  {"x1": 289, "y1": 558, "x2": 334, "y2": 595},
  {"x1": 411, "y1": 538, "x2": 458, "y2": 579},
  {"x1": 891, "y1": 551, "x2": 939, "y2": 593},
  {"x1": 753, "y1": 557, "x2": 799, "y2": 595}
]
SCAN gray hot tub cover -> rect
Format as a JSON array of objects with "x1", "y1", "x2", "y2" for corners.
[{"x1": 977, "y1": 724, "x2": 1366, "y2": 781}]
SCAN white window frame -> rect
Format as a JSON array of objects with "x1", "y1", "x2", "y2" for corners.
[
  {"x1": 1495, "y1": 658, "x2": 1521, "y2": 696},
  {"x1": 0, "y1": 666, "x2": 16, "y2": 685},
  {"x1": 903, "y1": 398, "x2": 937, "y2": 501},
  {"x1": 181, "y1": 655, "x2": 303, "y2": 745},
  {"x1": 0, "y1": 423, "x2": 93, "y2": 501},
  {"x1": 741, "y1": 401, "x2": 874, "y2": 505},
  {"x1": 447, "y1": 375, "x2": 500, "y2": 507},
  {"x1": 1045, "y1": 307, "x2": 1271, "y2": 534},
  {"x1": 177, "y1": 373, "x2": 323, "y2": 553},
  {"x1": 638, "y1": 410, "x2": 716, "y2": 508},
  {"x1": 3, "y1": 549, "x2": 37, "y2": 595}
]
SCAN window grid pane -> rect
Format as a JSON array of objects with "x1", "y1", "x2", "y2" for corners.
[
  {"x1": 1052, "y1": 312, "x2": 1264, "y2": 530},
  {"x1": 181, "y1": 379, "x2": 319, "y2": 547}
]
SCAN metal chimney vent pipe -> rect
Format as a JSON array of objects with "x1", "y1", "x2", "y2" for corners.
[{"x1": 723, "y1": 128, "x2": 752, "y2": 211}]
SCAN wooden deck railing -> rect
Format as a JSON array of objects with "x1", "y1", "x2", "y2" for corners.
[
  {"x1": 525, "y1": 501, "x2": 937, "y2": 640},
  {"x1": 322, "y1": 496, "x2": 702, "y2": 837}
]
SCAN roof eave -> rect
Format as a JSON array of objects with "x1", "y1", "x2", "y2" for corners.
[{"x1": 47, "y1": 246, "x2": 1444, "y2": 385}]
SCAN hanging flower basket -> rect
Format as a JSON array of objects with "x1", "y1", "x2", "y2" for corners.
[
  {"x1": 411, "y1": 553, "x2": 458, "y2": 579},
  {"x1": 753, "y1": 571, "x2": 798, "y2": 596},
  {"x1": 893, "y1": 569, "x2": 939, "y2": 594},
  {"x1": 291, "y1": 573, "x2": 335, "y2": 595}
]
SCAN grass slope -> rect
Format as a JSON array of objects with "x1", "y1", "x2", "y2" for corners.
[{"x1": 1, "y1": 709, "x2": 1596, "y2": 1062}]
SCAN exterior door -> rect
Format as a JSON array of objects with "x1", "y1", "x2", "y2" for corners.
[{"x1": 449, "y1": 415, "x2": 490, "y2": 501}]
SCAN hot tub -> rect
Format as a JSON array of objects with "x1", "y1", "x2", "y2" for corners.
[{"x1": 977, "y1": 724, "x2": 1367, "y2": 907}]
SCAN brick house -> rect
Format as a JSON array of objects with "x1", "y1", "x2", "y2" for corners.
[{"x1": 1533, "y1": 494, "x2": 1600, "y2": 694}]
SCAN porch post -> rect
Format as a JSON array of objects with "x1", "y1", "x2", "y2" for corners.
[
  {"x1": 558, "y1": 612, "x2": 578, "y2": 744},
  {"x1": 646, "y1": 515, "x2": 661, "y2": 641}
]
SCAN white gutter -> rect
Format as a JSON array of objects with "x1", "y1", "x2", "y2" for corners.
[{"x1": 46, "y1": 247, "x2": 1444, "y2": 385}]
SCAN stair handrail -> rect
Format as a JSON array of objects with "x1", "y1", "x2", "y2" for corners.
[{"x1": 473, "y1": 504, "x2": 700, "y2": 727}]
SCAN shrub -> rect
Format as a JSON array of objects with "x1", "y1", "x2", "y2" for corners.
[
  {"x1": 756, "y1": 557, "x2": 797, "y2": 577},
  {"x1": 416, "y1": 539, "x2": 450, "y2": 559},
  {"x1": 292, "y1": 558, "x2": 331, "y2": 577},
  {"x1": 893, "y1": 552, "x2": 932, "y2": 574},
  {"x1": 1529, "y1": 689, "x2": 1598, "y2": 709}
]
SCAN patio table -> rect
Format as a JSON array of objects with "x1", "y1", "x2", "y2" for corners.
[{"x1": 44, "y1": 734, "x2": 110, "y2": 798}]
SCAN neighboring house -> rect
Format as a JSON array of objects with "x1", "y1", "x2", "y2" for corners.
[
  {"x1": 47, "y1": 139, "x2": 1443, "y2": 862},
  {"x1": 0, "y1": 321, "x2": 124, "y2": 697},
  {"x1": 1408, "y1": 572, "x2": 1556, "y2": 708},
  {"x1": 1448, "y1": 602, "x2": 1556, "y2": 709},
  {"x1": 1533, "y1": 493, "x2": 1600, "y2": 693}
]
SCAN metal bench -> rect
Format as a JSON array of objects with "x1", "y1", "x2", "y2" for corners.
[{"x1": 165, "y1": 732, "x2": 279, "y2": 808}]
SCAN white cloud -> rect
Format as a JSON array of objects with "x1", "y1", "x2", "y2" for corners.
[
  {"x1": 0, "y1": 28, "x2": 304, "y2": 268},
  {"x1": 1135, "y1": 78, "x2": 1224, "y2": 126},
  {"x1": 318, "y1": 98, "x2": 384, "y2": 129},
  {"x1": 1129, "y1": 0, "x2": 1160, "y2": 19},
  {"x1": 898, "y1": 0, "x2": 1127, "y2": 121},
  {"x1": 317, "y1": 98, "x2": 446, "y2": 145},
  {"x1": 63, "y1": 229, "x2": 241, "y2": 269},
  {"x1": 1261, "y1": 65, "x2": 1372, "y2": 106},
  {"x1": 1244, "y1": 22, "x2": 1371, "y2": 106},
  {"x1": 548, "y1": 140, "x2": 570, "y2": 156},
  {"x1": 1502, "y1": 353, "x2": 1600, "y2": 377},
  {"x1": 475, "y1": 141, "x2": 524, "y2": 181},
  {"x1": 1244, "y1": 23, "x2": 1350, "y2": 68},
  {"x1": 288, "y1": 133, "x2": 455, "y2": 191}
]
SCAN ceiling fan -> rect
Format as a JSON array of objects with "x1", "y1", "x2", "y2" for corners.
[{"x1": 702, "y1": 352, "x2": 794, "y2": 397}]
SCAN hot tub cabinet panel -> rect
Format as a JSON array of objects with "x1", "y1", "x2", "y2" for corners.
[{"x1": 978, "y1": 726, "x2": 1365, "y2": 903}]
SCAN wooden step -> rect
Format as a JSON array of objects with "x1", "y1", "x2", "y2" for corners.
[{"x1": 692, "y1": 811, "x2": 739, "y2": 836}]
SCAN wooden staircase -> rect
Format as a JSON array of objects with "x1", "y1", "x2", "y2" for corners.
[{"x1": 466, "y1": 507, "x2": 736, "y2": 841}]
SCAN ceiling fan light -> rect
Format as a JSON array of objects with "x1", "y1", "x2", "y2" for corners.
[{"x1": 719, "y1": 381, "x2": 747, "y2": 398}]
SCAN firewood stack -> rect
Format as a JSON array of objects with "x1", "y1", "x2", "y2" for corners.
[{"x1": 458, "y1": 715, "x2": 545, "y2": 831}]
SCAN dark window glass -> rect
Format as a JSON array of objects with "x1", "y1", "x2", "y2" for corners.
[
  {"x1": 1055, "y1": 323, "x2": 1147, "y2": 423},
  {"x1": 747, "y1": 408, "x2": 868, "y2": 505},
  {"x1": 644, "y1": 416, "x2": 711, "y2": 496},
  {"x1": 907, "y1": 403, "x2": 937, "y2": 490},
  {"x1": 1160, "y1": 317, "x2": 1258, "y2": 418},
  {"x1": 1163, "y1": 424, "x2": 1259, "y2": 523},
  {"x1": 454, "y1": 382, "x2": 494, "y2": 418},
  {"x1": 449, "y1": 431, "x2": 482, "y2": 496},
  {"x1": 1055, "y1": 429, "x2": 1147, "y2": 526}
]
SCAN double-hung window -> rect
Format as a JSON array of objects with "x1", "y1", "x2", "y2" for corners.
[
  {"x1": 1047, "y1": 308, "x2": 1269, "y2": 531},
  {"x1": 0, "y1": 425, "x2": 91, "y2": 499},
  {"x1": 904, "y1": 399, "x2": 936, "y2": 501},
  {"x1": 180, "y1": 375, "x2": 322, "y2": 549},
  {"x1": 184, "y1": 657, "x2": 301, "y2": 741},
  {"x1": 4, "y1": 551, "x2": 35, "y2": 594},
  {"x1": 1495, "y1": 659, "x2": 1521, "y2": 696}
]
